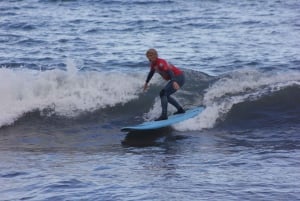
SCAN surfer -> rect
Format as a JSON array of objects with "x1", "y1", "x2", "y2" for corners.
[{"x1": 143, "y1": 48, "x2": 185, "y2": 121}]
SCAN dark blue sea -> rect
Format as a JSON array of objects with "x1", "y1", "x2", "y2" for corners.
[{"x1": 1, "y1": 0, "x2": 300, "y2": 200}]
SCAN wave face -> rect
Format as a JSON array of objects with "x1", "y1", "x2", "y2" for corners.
[
  {"x1": 0, "y1": 64, "x2": 143, "y2": 127},
  {"x1": 1, "y1": 66, "x2": 300, "y2": 131},
  {"x1": 174, "y1": 69, "x2": 300, "y2": 131}
]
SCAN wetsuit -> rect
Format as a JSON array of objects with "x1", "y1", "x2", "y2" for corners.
[{"x1": 146, "y1": 58, "x2": 185, "y2": 118}]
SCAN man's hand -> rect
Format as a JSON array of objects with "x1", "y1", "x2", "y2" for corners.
[
  {"x1": 173, "y1": 81, "x2": 180, "y2": 90},
  {"x1": 143, "y1": 83, "x2": 149, "y2": 92}
]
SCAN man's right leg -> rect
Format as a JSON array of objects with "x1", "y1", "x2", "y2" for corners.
[{"x1": 155, "y1": 89, "x2": 168, "y2": 121}]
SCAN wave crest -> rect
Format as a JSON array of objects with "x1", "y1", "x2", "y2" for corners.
[{"x1": 0, "y1": 67, "x2": 144, "y2": 127}]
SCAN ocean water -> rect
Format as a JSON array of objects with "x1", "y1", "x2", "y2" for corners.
[{"x1": 1, "y1": 0, "x2": 300, "y2": 200}]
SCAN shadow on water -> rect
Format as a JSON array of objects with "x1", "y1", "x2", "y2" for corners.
[{"x1": 121, "y1": 127, "x2": 187, "y2": 147}]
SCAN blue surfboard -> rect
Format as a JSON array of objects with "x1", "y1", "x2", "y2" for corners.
[{"x1": 121, "y1": 107, "x2": 204, "y2": 132}]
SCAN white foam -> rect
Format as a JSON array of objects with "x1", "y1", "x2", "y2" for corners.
[
  {"x1": 174, "y1": 68, "x2": 300, "y2": 131},
  {"x1": 0, "y1": 66, "x2": 144, "y2": 127}
]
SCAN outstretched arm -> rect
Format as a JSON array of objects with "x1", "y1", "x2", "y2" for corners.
[{"x1": 144, "y1": 69, "x2": 155, "y2": 92}]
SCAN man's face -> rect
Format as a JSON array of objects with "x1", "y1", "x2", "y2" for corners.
[{"x1": 146, "y1": 52, "x2": 157, "y2": 63}]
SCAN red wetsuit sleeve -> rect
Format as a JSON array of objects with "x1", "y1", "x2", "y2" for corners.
[
  {"x1": 147, "y1": 58, "x2": 183, "y2": 81},
  {"x1": 157, "y1": 58, "x2": 182, "y2": 80}
]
